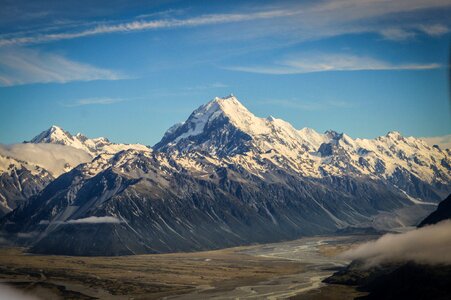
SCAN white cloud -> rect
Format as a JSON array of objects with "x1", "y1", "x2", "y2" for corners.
[
  {"x1": 420, "y1": 134, "x2": 451, "y2": 149},
  {"x1": 0, "y1": 48, "x2": 124, "y2": 86},
  {"x1": 379, "y1": 24, "x2": 449, "y2": 41},
  {"x1": 342, "y1": 220, "x2": 451, "y2": 267},
  {"x1": 38, "y1": 216, "x2": 122, "y2": 225},
  {"x1": 417, "y1": 24, "x2": 450, "y2": 36},
  {"x1": 0, "y1": 143, "x2": 92, "y2": 176},
  {"x1": 63, "y1": 97, "x2": 126, "y2": 107},
  {"x1": 66, "y1": 216, "x2": 122, "y2": 224},
  {"x1": 379, "y1": 28, "x2": 417, "y2": 41},
  {"x1": 226, "y1": 53, "x2": 441, "y2": 75}
]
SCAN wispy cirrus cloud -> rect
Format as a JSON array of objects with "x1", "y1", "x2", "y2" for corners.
[
  {"x1": 63, "y1": 97, "x2": 126, "y2": 107},
  {"x1": 134, "y1": 9, "x2": 186, "y2": 20},
  {"x1": 0, "y1": 9, "x2": 298, "y2": 47},
  {"x1": 0, "y1": 0, "x2": 449, "y2": 47},
  {"x1": 417, "y1": 24, "x2": 450, "y2": 36},
  {"x1": 379, "y1": 24, "x2": 449, "y2": 41},
  {"x1": 226, "y1": 53, "x2": 442, "y2": 75},
  {"x1": 379, "y1": 28, "x2": 417, "y2": 41},
  {"x1": 0, "y1": 48, "x2": 124, "y2": 86}
]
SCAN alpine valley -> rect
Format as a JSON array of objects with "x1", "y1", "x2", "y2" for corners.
[{"x1": 0, "y1": 95, "x2": 450, "y2": 256}]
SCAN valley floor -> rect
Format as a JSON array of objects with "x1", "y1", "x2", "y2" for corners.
[{"x1": 0, "y1": 235, "x2": 375, "y2": 299}]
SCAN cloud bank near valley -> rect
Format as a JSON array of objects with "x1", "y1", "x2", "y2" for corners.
[{"x1": 342, "y1": 220, "x2": 451, "y2": 267}]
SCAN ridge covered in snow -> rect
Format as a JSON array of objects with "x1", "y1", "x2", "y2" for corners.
[
  {"x1": 30, "y1": 125, "x2": 150, "y2": 157},
  {"x1": 155, "y1": 95, "x2": 330, "y2": 157},
  {"x1": 0, "y1": 153, "x2": 54, "y2": 215},
  {"x1": 0, "y1": 126, "x2": 151, "y2": 216},
  {"x1": 156, "y1": 95, "x2": 450, "y2": 188}
]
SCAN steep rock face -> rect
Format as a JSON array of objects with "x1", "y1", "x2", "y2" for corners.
[
  {"x1": 419, "y1": 194, "x2": 451, "y2": 227},
  {"x1": 157, "y1": 96, "x2": 450, "y2": 201},
  {"x1": 0, "y1": 155, "x2": 53, "y2": 216},
  {"x1": 0, "y1": 142, "x2": 92, "y2": 214},
  {"x1": 2, "y1": 149, "x2": 411, "y2": 255},
  {"x1": 154, "y1": 95, "x2": 327, "y2": 158},
  {"x1": 0, "y1": 126, "x2": 151, "y2": 214}
]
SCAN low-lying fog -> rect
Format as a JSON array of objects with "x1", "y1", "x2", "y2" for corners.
[{"x1": 342, "y1": 220, "x2": 451, "y2": 267}]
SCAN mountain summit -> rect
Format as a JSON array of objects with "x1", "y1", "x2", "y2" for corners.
[
  {"x1": 30, "y1": 125, "x2": 150, "y2": 156},
  {"x1": 154, "y1": 95, "x2": 261, "y2": 156},
  {"x1": 30, "y1": 125, "x2": 73, "y2": 144},
  {"x1": 155, "y1": 95, "x2": 328, "y2": 158},
  {"x1": 0, "y1": 126, "x2": 150, "y2": 216}
]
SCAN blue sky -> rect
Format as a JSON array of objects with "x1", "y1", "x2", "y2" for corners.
[{"x1": 0, "y1": 0, "x2": 450, "y2": 146}]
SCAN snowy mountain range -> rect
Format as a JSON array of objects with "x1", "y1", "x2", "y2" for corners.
[
  {"x1": 0, "y1": 126, "x2": 149, "y2": 215},
  {"x1": 30, "y1": 125, "x2": 149, "y2": 157},
  {"x1": 156, "y1": 95, "x2": 449, "y2": 190},
  {"x1": 0, "y1": 95, "x2": 449, "y2": 255}
]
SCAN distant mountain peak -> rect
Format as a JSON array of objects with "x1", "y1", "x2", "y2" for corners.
[
  {"x1": 210, "y1": 95, "x2": 253, "y2": 118},
  {"x1": 50, "y1": 124, "x2": 62, "y2": 130},
  {"x1": 155, "y1": 95, "x2": 332, "y2": 158},
  {"x1": 155, "y1": 95, "x2": 274, "y2": 152},
  {"x1": 155, "y1": 95, "x2": 266, "y2": 151},
  {"x1": 30, "y1": 125, "x2": 149, "y2": 156},
  {"x1": 216, "y1": 93, "x2": 235, "y2": 100},
  {"x1": 324, "y1": 130, "x2": 343, "y2": 140},
  {"x1": 31, "y1": 125, "x2": 74, "y2": 144},
  {"x1": 386, "y1": 131, "x2": 403, "y2": 140}
]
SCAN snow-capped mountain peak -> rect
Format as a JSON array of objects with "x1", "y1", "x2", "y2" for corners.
[
  {"x1": 324, "y1": 130, "x2": 342, "y2": 140},
  {"x1": 30, "y1": 125, "x2": 74, "y2": 145},
  {"x1": 30, "y1": 125, "x2": 150, "y2": 157},
  {"x1": 190, "y1": 94, "x2": 270, "y2": 136},
  {"x1": 154, "y1": 95, "x2": 450, "y2": 189},
  {"x1": 155, "y1": 96, "x2": 355, "y2": 160},
  {"x1": 384, "y1": 130, "x2": 404, "y2": 142},
  {"x1": 155, "y1": 95, "x2": 314, "y2": 156}
]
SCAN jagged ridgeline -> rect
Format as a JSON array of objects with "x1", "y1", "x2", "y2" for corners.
[{"x1": 0, "y1": 95, "x2": 450, "y2": 255}]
